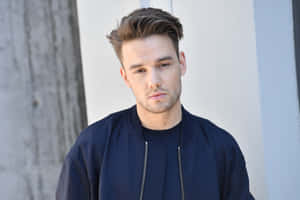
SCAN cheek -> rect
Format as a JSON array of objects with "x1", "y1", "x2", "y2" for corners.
[
  {"x1": 165, "y1": 71, "x2": 181, "y2": 86},
  {"x1": 130, "y1": 79, "x2": 145, "y2": 94}
]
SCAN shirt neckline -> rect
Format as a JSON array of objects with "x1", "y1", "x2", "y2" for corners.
[{"x1": 142, "y1": 120, "x2": 182, "y2": 135}]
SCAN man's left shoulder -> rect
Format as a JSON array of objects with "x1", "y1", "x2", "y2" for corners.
[
  {"x1": 189, "y1": 113, "x2": 247, "y2": 170},
  {"x1": 188, "y1": 112, "x2": 241, "y2": 151}
]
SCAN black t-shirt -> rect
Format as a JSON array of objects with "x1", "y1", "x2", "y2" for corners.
[{"x1": 142, "y1": 121, "x2": 182, "y2": 200}]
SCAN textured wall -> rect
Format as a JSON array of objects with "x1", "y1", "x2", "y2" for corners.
[{"x1": 0, "y1": 0, "x2": 87, "y2": 199}]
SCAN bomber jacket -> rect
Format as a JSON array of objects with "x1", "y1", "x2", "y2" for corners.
[{"x1": 56, "y1": 105, "x2": 255, "y2": 200}]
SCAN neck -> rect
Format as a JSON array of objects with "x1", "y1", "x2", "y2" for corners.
[{"x1": 136, "y1": 101, "x2": 182, "y2": 130}]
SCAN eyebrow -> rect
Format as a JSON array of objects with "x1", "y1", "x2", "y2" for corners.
[{"x1": 129, "y1": 56, "x2": 174, "y2": 70}]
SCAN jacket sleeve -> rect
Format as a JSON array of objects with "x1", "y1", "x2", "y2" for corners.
[
  {"x1": 222, "y1": 138, "x2": 255, "y2": 200},
  {"x1": 56, "y1": 154, "x2": 91, "y2": 200}
]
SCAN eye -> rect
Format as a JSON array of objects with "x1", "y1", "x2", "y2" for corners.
[
  {"x1": 135, "y1": 68, "x2": 146, "y2": 73},
  {"x1": 159, "y1": 63, "x2": 170, "y2": 68}
]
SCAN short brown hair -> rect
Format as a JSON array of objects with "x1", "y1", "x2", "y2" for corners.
[{"x1": 107, "y1": 7, "x2": 183, "y2": 63}]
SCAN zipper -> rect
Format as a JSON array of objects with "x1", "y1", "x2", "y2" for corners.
[
  {"x1": 139, "y1": 141, "x2": 148, "y2": 200},
  {"x1": 138, "y1": 141, "x2": 185, "y2": 200},
  {"x1": 177, "y1": 146, "x2": 185, "y2": 200}
]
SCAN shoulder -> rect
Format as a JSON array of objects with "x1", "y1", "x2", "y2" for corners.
[
  {"x1": 187, "y1": 112, "x2": 246, "y2": 173},
  {"x1": 191, "y1": 113, "x2": 246, "y2": 170},
  {"x1": 185, "y1": 110, "x2": 241, "y2": 153},
  {"x1": 67, "y1": 106, "x2": 133, "y2": 160},
  {"x1": 186, "y1": 112, "x2": 253, "y2": 199},
  {"x1": 203, "y1": 118, "x2": 239, "y2": 149},
  {"x1": 79, "y1": 106, "x2": 131, "y2": 142}
]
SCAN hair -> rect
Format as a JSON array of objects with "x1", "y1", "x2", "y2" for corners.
[{"x1": 107, "y1": 7, "x2": 183, "y2": 64}]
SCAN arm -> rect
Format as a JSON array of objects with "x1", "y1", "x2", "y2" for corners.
[
  {"x1": 222, "y1": 139, "x2": 255, "y2": 200},
  {"x1": 55, "y1": 114, "x2": 113, "y2": 200},
  {"x1": 56, "y1": 154, "x2": 91, "y2": 200}
]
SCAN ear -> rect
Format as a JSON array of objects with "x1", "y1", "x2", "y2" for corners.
[
  {"x1": 120, "y1": 67, "x2": 131, "y2": 88},
  {"x1": 179, "y1": 51, "x2": 187, "y2": 76}
]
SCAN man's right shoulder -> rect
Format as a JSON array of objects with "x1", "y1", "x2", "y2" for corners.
[
  {"x1": 67, "y1": 106, "x2": 133, "y2": 158},
  {"x1": 78, "y1": 106, "x2": 132, "y2": 143}
]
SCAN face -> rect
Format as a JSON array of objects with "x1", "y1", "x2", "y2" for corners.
[{"x1": 120, "y1": 34, "x2": 186, "y2": 114}]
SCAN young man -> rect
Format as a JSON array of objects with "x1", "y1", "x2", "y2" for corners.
[{"x1": 56, "y1": 7, "x2": 255, "y2": 200}]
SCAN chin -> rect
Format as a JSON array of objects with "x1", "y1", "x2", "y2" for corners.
[
  {"x1": 137, "y1": 95, "x2": 180, "y2": 114},
  {"x1": 144, "y1": 102, "x2": 175, "y2": 114}
]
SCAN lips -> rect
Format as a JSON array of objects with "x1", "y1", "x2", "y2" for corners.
[{"x1": 149, "y1": 92, "x2": 166, "y2": 100}]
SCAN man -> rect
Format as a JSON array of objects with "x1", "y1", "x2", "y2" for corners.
[{"x1": 56, "y1": 7, "x2": 255, "y2": 200}]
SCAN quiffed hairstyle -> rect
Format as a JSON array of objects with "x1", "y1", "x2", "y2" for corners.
[{"x1": 107, "y1": 7, "x2": 183, "y2": 63}]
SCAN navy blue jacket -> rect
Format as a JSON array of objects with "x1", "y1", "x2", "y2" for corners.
[{"x1": 56, "y1": 105, "x2": 255, "y2": 200}]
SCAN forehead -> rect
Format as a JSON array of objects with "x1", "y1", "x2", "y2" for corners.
[{"x1": 121, "y1": 34, "x2": 177, "y2": 67}]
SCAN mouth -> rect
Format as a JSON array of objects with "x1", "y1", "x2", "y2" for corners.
[{"x1": 149, "y1": 92, "x2": 167, "y2": 100}]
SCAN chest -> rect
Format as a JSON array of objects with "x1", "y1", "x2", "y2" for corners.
[{"x1": 98, "y1": 132, "x2": 221, "y2": 200}]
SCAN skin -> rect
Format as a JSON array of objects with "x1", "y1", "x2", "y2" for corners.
[{"x1": 120, "y1": 34, "x2": 187, "y2": 130}]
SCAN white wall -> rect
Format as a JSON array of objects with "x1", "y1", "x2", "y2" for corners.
[
  {"x1": 253, "y1": 0, "x2": 300, "y2": 199},
  {"x1": 173, "y1": 1, "x2": 267, "y2": 199},
  {"x1": 172, "y1": 1, "x2": 267, "y2": 199},
  {"x1": 77, "y1": 0, "x2": 300, "y2": 199},
  {"x1": 77, "y1": 0, "x2": 140, "y2": 122}
]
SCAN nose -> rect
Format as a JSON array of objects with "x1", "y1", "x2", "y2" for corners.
[{"x1": 148, "y1": 68, "x2": 161, "y2": 89}]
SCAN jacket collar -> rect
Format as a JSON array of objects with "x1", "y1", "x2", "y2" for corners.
[{"x1": 128, "y1": 104, "x2": 191, "y2": 148}]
